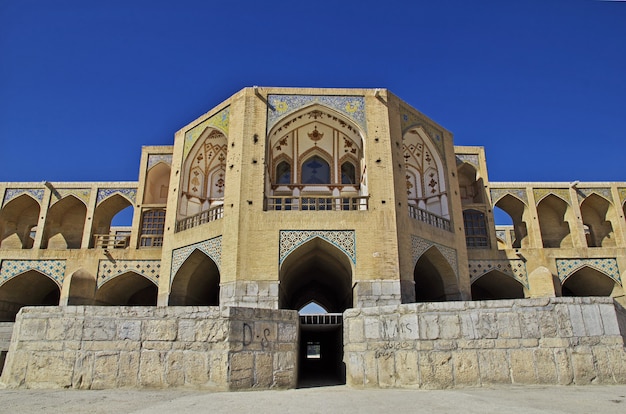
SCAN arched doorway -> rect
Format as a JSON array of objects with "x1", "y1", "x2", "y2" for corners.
[
  {"x1": 280, "y1": 237, "x2": 352, "y2": 387},
  {"x1": 471, "y1": 270, "x2": 525, "y2": 300},
  {"x1": 0, "y1": 270, "x2": 60, "y2": 321},
  {"x1": 562, "y1": 267, "x2": 619, "y2": 297},
  {"x1": 94, "y1": 272, "x2": 157, "y2": 305},
  {"x1": 414, "y1": 246, "x2": 459, "y2": 302},
  {"x1": 169, "y1": 249, "x2": 220, "y2": 306},
  {"x1": 0, "y1": 194, "x2": 40, "y2": 249}
]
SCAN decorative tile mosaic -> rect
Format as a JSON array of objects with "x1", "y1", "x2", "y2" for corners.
[
  {"x1": 50, "y1": 188, "x2": 91, "y2": 206},
  {"x1": 267, "y1": 95, "x2": 366, "y2": 135},
  {"x1": 410, "y1": 235, "x2": 458, "y2": 279},
  {"x1": 0, "y1": 259, "x2": 65, "y2": 288},
  {"x1": 2, "y1": 188, "x2": 45, "y2": 207},
  {"x1": 400, "y1": 105, "x2": 444, "y2": 157},
  {"x1": 455, "y1": 154, "x2": 480, "y2": 168},
  {"x1": 495, "y1": 230, "x2": 507, "y2": 241},
  {"x1": 170, "y1": 237, "x2": 222, "y2": 284},
  {"x1": 279, "y1": 230, "x2": 356, "y2": 265},
  {"x1": 147, "y1": 154, "x2": 173, "y2": 170},
  {"x1": 556, "y1": 258, "x2": 621, "y2": 284},
  {"x1": 489, "y1": 188, "x2": 528, "y2": 206},
  {"x1": 468, "y1": 259, "x2": 528, "y2": 288},
  {"x1": 619, "y1": 188, "x2": 626, "y2": 205},
  {"x1": 96, "y1": 188, "x2": 137, "y2": 205},
  {"x1": 533, "y1": 188, "x2": 571, "y2": 205},
  {"x1": 575, "y1": 188, "x2": 613, "y2": 204},
  {"x1": 184, "y1": 106, "x2": 230, "y2": 160},
  {"x1": 97, "y1": 260, "x2": 160, "y2": 287}
]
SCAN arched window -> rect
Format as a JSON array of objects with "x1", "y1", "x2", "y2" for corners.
[
  {"x1": 302, "y1": 156, "x2": 330, "y2": 184},
  {"x1": 341, "y1": 161, "x2": 356, "y2": 184},
  {"x1": 463, "y1": 209, "x2": 489, "y2": 248},
  {"x1": 276, "y1": 161, "x2": 291, "y2": 184}
]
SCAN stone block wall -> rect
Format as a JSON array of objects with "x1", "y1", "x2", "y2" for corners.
[
  {"x1": 344, "y1": 297, "x2": 626, "y2": 388},
  {"x1": 0, "y1": 306, "x2": 298, "y2": 390}
]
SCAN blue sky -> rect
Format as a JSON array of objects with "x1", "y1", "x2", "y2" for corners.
[{"x1": 1, "y1": 0, "x2": 625, "y2": 185}]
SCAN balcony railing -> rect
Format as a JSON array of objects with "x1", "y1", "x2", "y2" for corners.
[
  {"x1": 265, "y1": 196, "x2": 368, "y2": 211},
  {"x1": 93, "y1": 234, "x2": 130, "y2": 249},
  {"x1": 139, "y1": 234, "x2": 163, "y2": 248},
  {"x1": 408, "y1": 204, "x2": 452, "y2": 232},
  {"x1": 175, "y1": 204, "x2": 224, "y2": 232}
]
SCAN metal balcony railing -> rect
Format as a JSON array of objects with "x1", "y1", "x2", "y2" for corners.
[
  {"x1": 175, "y1": 205, "x2": 224, "y2": 232},
  {"x1": 265, "y1": 196, "x2": 368, "y2": 211},
  {"x1": 408, "y1": 204, "x2": 452, "y2": 232}
]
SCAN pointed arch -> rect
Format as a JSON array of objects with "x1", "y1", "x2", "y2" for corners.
[
  {"x1": 42, "y1": 195, "x2": 87, "y2": 249},
  {"x1": 0, "y1": 194, "x2": 40, "y2": 249},
  {"x1": 91, "y1": 193, "x2": 133, "y2": 248},
  {"x1": 143, "y1": 162, "x2": 171, "y2": 204},
  {"x1": 279, "y1": 237, "x2": 353, "y2": 312},
  {"x1": 67, "y1": 269, "x2": 96, "y2": 305},
  {"x1": 0, "y1": 270, "x2": 60, "y2": 321},
  {"x1": 494, "y1": 194, "x2": 529, "y2": 248},
  {"x1": 457, "y1": 162, "x2": 485, "y2": 204},
  {"x1": 561, "y1": 266, "x2": 620, "y2": 297},
  {"x1": 413, "y1": 246, "x2": 459, "y2": 302},
  {"x1": 537, "y1": 194, "x2": 573, "y2": 248},
  {"x1": 471, "y1": 270, "x2": 525, "y2": 300},
  {"x1": 580, "y1": 194, "x2": 616, "y2": 247},
  {"x1": 94, "y1": 271, "x2": 157, "y2": 305},
  {"x1": 169, "y1": 249, "x2": 220, "y2": 306}
]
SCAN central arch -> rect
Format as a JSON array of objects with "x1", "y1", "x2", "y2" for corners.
[{"x1": 279, "y1": 237, "x2": 352, "y2": 387}]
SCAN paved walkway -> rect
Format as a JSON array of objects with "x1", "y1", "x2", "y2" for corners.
[{"x1": 1, "y1": 385, "x2": 626, "y2": 414}]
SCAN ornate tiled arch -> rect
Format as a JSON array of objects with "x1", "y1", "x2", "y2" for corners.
[
  {"x1": 2, "y1": 188, "x2": 45, "y2": 207},
  {"x1": 184, "y1": 106, "x2": 230, "y2": 159},
  {"x1": 97, "y1": 260, "x2": 161, "y2": 287},
  {"x1": 279, "y1": 230, "x2": 356, "y2": 265},
  {"x1": 170, "y1": 236, "x2": 222, "y2": 283},
  {"x1": 490, "y1": 188, "x2": 528, "y2": 206},
  {"x1": 400, "y1": 106, "x2": 445, "y2": 157},
  {"x1": 0, "y1": 259, "x2": 66, "y2": 288},
  {"x1": 468, "y1": 259, "x2": 528, "y2": 288},
  {"x1": 96, "y1": 188, "x2": 137, "y2": 205},
  {"x1": 410, "y1": 235, "x2": 458, "y2": 279},
  {"x1": 267, "y1": 95, "x2": 366, "y2": 135},
  {"x1": 533, "y1": 188, "x2": 571, "y2": 206},
  {"x1": 50, "y1": 189, "x2": 91, "y2": 206},
  {"x1": 556, "y1": 258, "x2": 621, "y2": 284},
  {"x1": 575, "y1": 188, "x2": 613, "y2": 204},
  {"x1": 147, "y1": 154, "x2": 173, "y2": 170}
]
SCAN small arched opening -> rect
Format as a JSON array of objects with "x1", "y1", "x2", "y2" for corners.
[
  {"x1": 94, "y1": 272, "x2": 157, "y2": 305},
  {"x1": 494, "y1": 194, "x2": 528, "y2": 249},
  {"x1": 580, "y1": 194, "x2": 616, "y2": 248},
  {"x1": 143, "y1": 162, "x2": 171, "y2": 205},
  {"x1": 471, "y1": 270, "x2": 525, "y2": 300},
  {"x1": 42, "y1": 196, "x2": 87, "y2": 249},
  {"x1": 91, "y1": 194, "x2": 133, "y2": 248},
  {"x1": 169, "y1": 249, "x2": 220, "y2": 306},
  {"x1": 0, "y1": 194, "x2": 40, "y2": 249},
  {"x1": 0, "y1": 270, "x2": 60, "y2": 321},
  {"x1": 561, "y1": 267, "x2": 619, "y2": 297},
  {"x1": 414, "y1": 247, "x2": 459, "y2": 302},
  {"x1": 537, "y1": 194, "x2": 572, "y2": 248},
  {"x1": 67, "y1": 269, "x2": 97, "y2": 305}
]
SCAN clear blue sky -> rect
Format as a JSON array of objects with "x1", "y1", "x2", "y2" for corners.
[{"x1": 1, "y1": 0, "x2": 625, "y2": 184}]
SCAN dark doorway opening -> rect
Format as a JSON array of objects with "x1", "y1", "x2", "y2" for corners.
[{"x1": 298, "y1": 314, "x2": 344, "y2": 388}]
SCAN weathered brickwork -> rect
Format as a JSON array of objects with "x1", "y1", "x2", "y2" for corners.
[
  {"x1": 0, "y1": 306, "x2": 298, "y2": 390},
  {"x1": 343, "y1": 297, "x2": 626, "y2": 388}
]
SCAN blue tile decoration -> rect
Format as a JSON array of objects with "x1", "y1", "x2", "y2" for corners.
[
  {"x1": 410, "y1": 235, "x2": 458, "y2": 279},
  {"x1": 533, "y1": 188, "x2": 571, "y2": 206},
  {"x1": 575, "y1": 188, "x2": 613, "y2": 204},
  {"x1": 495, "y1": 229, "x2": 507, "y2": 241},
  {"x1": 170, "y1": 236, "x2": 222, "y2": 284},
  {"x1": 2, "y1": 188, "x2": 45, "y2": 207},
  {"x1": 267, "y1": 95, "x2": 366, "y2": 135},
  {"x1": 184, "y1": 106, "x2": 230, "y2": 160},
  {"x1": 96, "y1": 188, "x2": 137, "y2": 205},
  {"x1": 147, "y1": 154, "x2": 173, "y2": 170},
  {"x1": 280, "y1": 230, "x2": 356, "y2": 265},
  {"x1": 490, "y1": 188, "x2": 528, "y2": 206},
  {"x1": 468, "y1": 259, "x2": 528, "y2": 288},
  {"x1": 0, "y1": 259, "x2": 66, "y2": 287},
  {"x1": 50, "y1": 188, "x2": 91, "y2": 206},
  {"x1": 97, "y1": 260, "x2": 160, "y2": 287},
  {"x1": 455, "y1": 154, "x2": 480, "y2": 168},
  {"x1": 556, "y1": 258, "x2": 621, "y2": 284},
  {"x1": 400, "y1": 105, "x2": 445, "y2": 157},
  {"x1": 619, "y1": 188, "x2": 626, "y2": 205}
]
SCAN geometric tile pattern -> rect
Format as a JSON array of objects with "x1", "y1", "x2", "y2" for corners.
[
  {"x1": 400, "y1": 105, "x2": 445, "y2": 157},
  {"x1": 96, "y1": 188, "x2": 137, "y2": 205},
  {"x1": 267, "y1": 95, "x2": 366, "y2": 135},
  {"x1": 455, "y1": 154, "x2": 479, "y2": 168},
  {"x1": 533, "y1": 188, "x2": 571, "y2": 205},
  {"x1": 468, "y1": 259, "x2": 528, "y2": 288},
  {"x1": 2, "y1": 188, "x2": 45, "y2": 207},
  {"x1": 555, "y1": 258, "x2": 621, "y2": 284},
  {"x1": 184, "y1": 106, "x2": 230, "y2": 159},
  {"x1": 279, "y1": 230, "x2": 356, "y2": 265},
  {"x1": 575, "y1": 187, "x2": 613, "y2": 204},
  {"x1": 147, "y1": 154, "x2": 173, "y2": 170},
  {"x1": 0, "y1": 259, "x2": 66, "y2": 288},
  {"x1": 97, "y1": 260, "x2": 160, "y2": 287},
  {"x1": 410, "y1": 235, "x2": 458, "y2": 279},
  {"x1": 490, "y1": 188, "x2": 528, "y2": 205},
  {"x1": 50, "y1": 188, "x2": 91, "y2": 206},
  {"x1": 170, "y1": 236, "x2": 222, "y2": 284}
]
